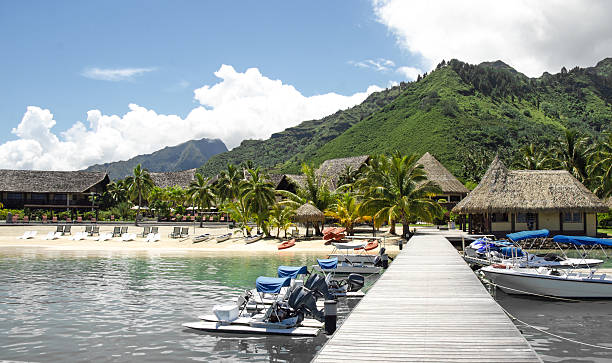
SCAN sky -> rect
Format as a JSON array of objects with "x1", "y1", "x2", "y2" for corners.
[{"x1": 1, "y1": 0, "x2": 611, "y2": 170}]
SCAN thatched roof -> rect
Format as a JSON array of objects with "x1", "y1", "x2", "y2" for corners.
[
  {"x1": 150, "y1": 169, "x2": 196, "y2": 189},
  {"x1": 452, "y1": 156, "x2": 608, "y2": 214},
  {"x1": 285, "y1": 174, "x2": 306, "y2": 189},
  {"x1": 294, "y1": 203, "x2": 325, "y2": 223},
  {"x1": 417, "y1": 152, "x2": 469, "y2": 194},
  {"x1": 0, "y1": 169, "x2": 109, "y2": 193},
  {"x1": 267, "y1": 174, "x2": 285, "y2": 189},
  {"x1": 316, "y1": 155, "x2": 369, "y2": 189},
  {"x1": 605, "y1": 197, "x2": 612, "y2": 211}
]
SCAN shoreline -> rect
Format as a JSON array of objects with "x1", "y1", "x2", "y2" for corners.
[{"x1": 0, "y1": 224, "x2": 401, "y2": 256}]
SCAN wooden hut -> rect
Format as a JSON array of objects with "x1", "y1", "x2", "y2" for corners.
[
  {"x1": 417, "y1": 152, "x2": 469, "y2": 205},
  {"x1": 0, "y1": 169, "x2": 109, "y2": 210},
  {"x1": 452, "y1": 156, "x2": 608, "y2": 237},
  {"x1": 294, "y1": 203, "x2": 325, "y2": 237}
]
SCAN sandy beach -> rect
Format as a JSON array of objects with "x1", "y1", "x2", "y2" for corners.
[{"x1": 0, "y1": 223, "x2": 401, "y2": 255}]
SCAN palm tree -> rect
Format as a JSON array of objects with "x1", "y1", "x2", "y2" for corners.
[
  {"x1": 125, "y1": 164, "x2": 154, "y2": 225},
  {"x1": 359, "y1": 153, "x2": 443, "y2": 238},
  {"x1": 512, "y1": 143, "x2": 551, "y2": 170},
  {"x1": 325, "y1": 192, "x2": 363, "y2": 236},
  {"x1": 268, "y1": 204, "x2": 296, "y2": 238},
  {"x1": 105, "y1": 179, "x2": 129, "y2": 205},
  {"x1": 222, "y1": 196, "x2": 252, "y2": 236},
  {"x1": 589, "y1": 132, "x2": 612, "y2": 198},
  {"x1": 188, "y1": 173, "x2": 216, "y2": 227},
  {"x1": 216, "y1": 164, "x2": 243, "y2": 204},
  {"x1": 551, "y1": 129, "x2": 590, "y2": 183},
  {"x1": 242, "y1": 168, "x2": 275, "y2": 235}
]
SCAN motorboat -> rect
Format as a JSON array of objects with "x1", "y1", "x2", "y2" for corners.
[
  {"x1": 216, "y1": 233, "x2": 232, "y2": 242},
  {"x1": 192, "y1": 234, "x2": 212, "y2": 243},
  {"x1": 464, "y1": 230, "x2": 603, "y2": 269},
  {"x1": 183, "y1": 276, "x2": 322, "y2": 336},
  {"x1": 244, "y1": 234, "x2": 263, "y2": 244},
  {"x1": 481, "y1": 235, "x2": 612, "y2": 298}
]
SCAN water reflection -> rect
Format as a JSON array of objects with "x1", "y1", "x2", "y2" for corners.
[{"x1": 0, "y1": 248, "x2": 377, "y2": 362}]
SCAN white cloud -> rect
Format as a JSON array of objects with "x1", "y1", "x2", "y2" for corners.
[
  {"x1": 373, "y1": 0, "x2": 612, "y2": 77},
  {"x1": 0, "y1": 65, "x2": 381, "y2": 170},
  {"x1": 82, "y1": 67, "x2": 156, "y2": 81},
  {"x1": 396, "y1": 66, "x2": 421, "y2": 81},
  {"x1": 349, "y1": 58, "x2": 396, "y2": 72}
]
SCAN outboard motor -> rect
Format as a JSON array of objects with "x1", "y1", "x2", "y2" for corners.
[
  {"x1": 305, "y1": 273, "x2": 333, "y2": 300},
  {"x1": 346, "y1": 273, "x2": 365, "y2": 292},
  {"x1": 374, "y1": 247, "x2": 389, "y2": 269},
  {"x1": 287, "y1": 286, "x2": 324, "y2": 322}
]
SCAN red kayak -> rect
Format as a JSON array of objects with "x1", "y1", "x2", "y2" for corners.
[
  {"x1": 355, "y1": 240, "x2": 379, "y2": 251},
  {"x1": 278, "y1": 239, "x2": 296, "y2": 250}
]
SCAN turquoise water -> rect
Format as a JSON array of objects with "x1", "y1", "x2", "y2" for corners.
[{"x1": 0, "y1": 249, "x2": 368, "y2": 362}]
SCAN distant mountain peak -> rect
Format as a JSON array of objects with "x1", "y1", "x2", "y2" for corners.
[{"x1": 478, "y1": 60, "x2": 519, "y2": 74}]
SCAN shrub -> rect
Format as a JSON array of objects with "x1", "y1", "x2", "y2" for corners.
[{"x1": 440, "y1": 98, "x2": 459, "y2": 117}]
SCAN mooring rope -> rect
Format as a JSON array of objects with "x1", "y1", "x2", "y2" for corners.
[
  {"x1": 499, "y1": 305, "x2": 612, "y2": 351},
  {"x1": 478, "y1": 275, "x2": 612, "y2": 351}
]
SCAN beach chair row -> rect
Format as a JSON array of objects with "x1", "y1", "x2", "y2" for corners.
[
  {"x1": 35, "y1": 225, "x2": 161, "y2": 242},
  {"x1": 168, "y1": 226, "x2": 190, "y2": 238}
]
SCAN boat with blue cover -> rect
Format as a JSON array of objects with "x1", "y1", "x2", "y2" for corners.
[
  {"x1": 464, "y1": 229, "x2": 603, "y2": 268},
  {"x1": 482, "y1": 235, "x2": 612, "y2": 298},
  {"x1": 184, "y1": 275, "x2": 324, "y2": 336}
]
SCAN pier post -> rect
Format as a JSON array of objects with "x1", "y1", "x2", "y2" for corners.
[{"x1": 324, "y1": 300, "x2": 337, "y2": 334}]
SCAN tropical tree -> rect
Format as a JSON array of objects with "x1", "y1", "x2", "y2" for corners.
[
  {"x1": 359, "y1": 153, "x2": 444, "y2": 238},
  {"x1": 105, "y1": 179, "x2": 129, "y2": 205},
  {"x1": 188, "y1": 173, "x2": 216, "y2": 227},
  {"x1": 325, "y1": 192, "x2": 363, "y2": 236},
  {"x1": 216, "y1": 164, "x2": 243, "y2": 204},
  {"x1": 268, "y1": 204, "x2": 296, "y2": 238},
  {"x1": 589, "y1": 132, "x2": 612, "y2": 198},
  {"x1": 125, "y1": 164, "x2": 154, "y2": 224},
  {"x1": 550, "y1": 129, "x2": 590, "y2": 183},
  {"x1": 512, "y1": 143, "x2": 551, "y2": 170},
  {"x1": 222, "y1": 196, "x2": 252, "y2": 236},
  {"x1": 242, "y1": 168, "x2": 276, "y2": 235}
]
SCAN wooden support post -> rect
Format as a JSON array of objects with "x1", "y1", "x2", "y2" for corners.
[{"x1": 559, "y1": 212, "x2": 564, "y2": 233}]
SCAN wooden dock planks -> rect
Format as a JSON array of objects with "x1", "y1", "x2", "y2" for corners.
[{"x1": 313, "y1": 233, "x2": 541, "y2": 362}]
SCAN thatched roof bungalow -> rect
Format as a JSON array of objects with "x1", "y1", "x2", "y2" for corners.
[
  {"x1": 452, "y1": 156, "x2": 608, "y2": 237},
  {"x1": 417, "y1": 152, "x2": 468, "y2": 203},
  {"x1": 316, "y1": 155, "x2": 369, "y2": 190},
  {"x1": 150, "y1": 169, "x2": 197, "y2": 189},
  {"x1": 294, "y1": 203, "x2": 325, "y2": 237},
  {"x1": 0, "y1": 169, "x2": 109, "y2": 210}
]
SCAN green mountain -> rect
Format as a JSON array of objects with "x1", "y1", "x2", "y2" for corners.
[
  {"x1": 200, "y1": 58, "x2": 612, "y2": 178},
  {"x1": 85, "y1": 138, "x2": 227, "y2": 179}
]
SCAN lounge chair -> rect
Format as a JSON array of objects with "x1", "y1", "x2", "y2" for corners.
[
  {"x1": 17, "y1": 231, "x2": 34, "y2": 239},
  {"x1": 150, "y1": 226, "x2": 159, "y2": 234},
  {"x1": 43, "y1": 231, "x2": 61, "y2": 240},
  {"x1": 112, "y1": 226, "x2": 121, "y2": 237},
  {"x1": 85, "y1": 226, "x2": 93, "y2": 235},
  {"x1": 97, "y1": 233, "x2": 112, "y2": 241},
  {"x1": 139, "y1": 226, "x2": 151, "y2": 238},
  {"x1": 121, "y1": 233, "x2": 136, "y2": 241},
  {"x1": 180, "y1": 227, "x2": 189, "y2": 238},
  {"x1": 169, "y1": 226, "x2": 181, "y2": 238},
  {"x1": 63, "y1": 225, "x2": 72, "y2": 236},
  {"x1": 91, "y1": 226, "x2": 100, "y2": 236},
  {"x1": 120, "y1": 226, "x2": 128, "y2": 235},
  {"x1": 145, "y1": 233, "x2": 161, "y2": 242},
  {"x1": 56, "y1": 225, "x2": 64, "y2": 234},
  {"x1": 71, "y1": 232, "x2": 86, "y2": 241}
]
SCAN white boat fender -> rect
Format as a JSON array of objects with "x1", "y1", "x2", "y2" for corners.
[{"x1": 324, "y1": 300, "x2": 337, "y2": 334}]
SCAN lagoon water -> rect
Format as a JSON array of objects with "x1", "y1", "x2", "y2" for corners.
[{"x1": 0, "y1": 249, "x2": 365, "y2": 362}]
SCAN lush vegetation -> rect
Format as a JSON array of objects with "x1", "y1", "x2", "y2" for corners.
[
  {"x1": 200, "y1": 58, "x2": 612, "y2": 184},
  {"x1": 86, "y1": 138, "x2": 227, "y2": 180}
]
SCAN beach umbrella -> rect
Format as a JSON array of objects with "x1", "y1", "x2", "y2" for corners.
[{"x1": 294, "y1": 203, "x2": 324, "y2": 237}]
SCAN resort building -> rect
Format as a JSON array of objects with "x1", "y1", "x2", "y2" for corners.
[
  {"x1": 452, "y1": 156, "x2": 608, "y2": 237},
  {"x1": 150, "y1": 169, "x2": 197, "y2": 188},
  {"x1": 0, "y1": 169, "x2": 110, "y2": 210},
  {"x1": 416, "y1": 152, "x2": 469, "y2": 206}
]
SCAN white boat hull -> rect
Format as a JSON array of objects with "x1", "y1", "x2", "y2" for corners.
[
  {"x1": 182, "y1": 321, "x2": 319, "y2": 336},
  {"x1": 328, "y1": 254, "x2": 376, "y2": 264},
  {"x1": 482, "y1": 267, "x2": 612, "y2": 298},
  {"x1": 216, "y1": 234, "x2": 232, "y2": 242},
  {"x1": 198, "y1": 314, "x2": 323, "y2": 328},
  {"x1": 313, "y1": 264, "x2": 381, "y2": 274}
]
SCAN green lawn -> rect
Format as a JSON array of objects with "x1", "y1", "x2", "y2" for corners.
[{"x1": 599, "y1": 228, "x2": 612, "y2": 237}]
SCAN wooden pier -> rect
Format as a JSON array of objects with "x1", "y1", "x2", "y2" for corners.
[{"x1": 313, "y1": 232, "x2": 541, "y2": 362}]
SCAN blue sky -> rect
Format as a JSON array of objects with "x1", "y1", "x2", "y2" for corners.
[
  {"x1": 1, "y1": 0, "x2": 610, "y2": 170},
  {"x1": 0, "y1": 1, "x2": 417, "y2": 142}
]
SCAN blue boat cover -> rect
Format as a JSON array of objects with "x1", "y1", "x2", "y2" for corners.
[
  {"x1": 317, "y1": 257, "x2": 338, "y2": 270},
  {"x1": 277, "y1": 265, "x2": 308, "y2": 279},
  {"x1": 506, "y1": 229, "x2": 549, "y2": 242},
  {"x1": 553, "y1": 235, "x2": 612, "y2": 247},
  {"x1": 500, "y1": 246, "x2": 524, "y2": 257},
  {"x1": 255, "y1": 276, "x2": 290, "y2": 294}
]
